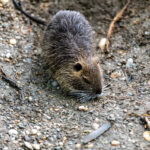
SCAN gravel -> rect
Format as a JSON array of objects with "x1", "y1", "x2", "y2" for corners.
[{"x1": 0, "y1": 0, "x2": 150, "y2": 149}]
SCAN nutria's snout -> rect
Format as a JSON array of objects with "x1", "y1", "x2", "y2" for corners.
[{"x1": 95, "y1": 88, "x2": 102, "y2": 95}]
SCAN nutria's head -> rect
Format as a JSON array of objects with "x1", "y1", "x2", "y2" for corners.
[{"x1": 55, "y1": 56, "x2": 103, "y2": 102}]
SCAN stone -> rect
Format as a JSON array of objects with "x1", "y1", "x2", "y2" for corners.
[
  {"x1": 92, "y1": 123, "x2": 99, "y2": 130},
  {"x1": 32, "y1": 143, "x2": 40, "y2": 150},
  {"x1": 99, "y1": 38, "x2": 107, "y2": 51},
  {"x1": 9, "y1": 39, "x2": 17, "y2": 45},
  {"x1": 51, "y1": 81, "x2": 58, "y2": 87},
  {"x1": 31, "y1": 129, "x2": 38, "y2": 135},
  {"x1": 143, "y1": 131, "x2": 150, "y2": 142},
  {"x1": 126, "y1": 58, "x2": 135, "y2": 68},
  {"x1": 78, "y1": 106, "x2": 88, "y2": 111},
  {"x1": 75, "y1": 143, "x2": 81, "y2": 148},
  {"x1": 111, "y1": 140, "x2": 120, "y2": 146},
  {"x1": 8, "y1": 129, "x2": 18, "y2": 135},
  {"x1": 24, "y1": 142, "x2": 33, "y2": 150},
  {"x1": 1, "y1": 0, "x2": 9, "y2": 5},
  {"x1": 6, "y1": 53, "x2": 11, "y2": 58}
]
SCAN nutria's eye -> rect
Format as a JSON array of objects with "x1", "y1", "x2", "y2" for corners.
[
  {"x1": 74, "y1": 63, "x2": 82, "y2": 72},
  {"x1": 82, "y1": 77, "x2": 90, "y2": 84}
]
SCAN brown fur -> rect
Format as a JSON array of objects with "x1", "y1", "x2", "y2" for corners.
[{"x1": 42, "y1": 10, "x2": 103, "y2": 102}]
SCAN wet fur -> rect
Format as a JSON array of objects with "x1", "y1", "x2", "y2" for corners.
[{"x1": 42, "y1": 11, "x2": 103, "y2": 102}]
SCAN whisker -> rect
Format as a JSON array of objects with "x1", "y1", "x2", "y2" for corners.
[{"x1": 103, "y1": 84, "x2": 111, "y2": 89}]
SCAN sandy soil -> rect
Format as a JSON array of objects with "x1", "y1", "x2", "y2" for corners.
[{"x1": 0, "y1": 0, "x2": 150, "y2": 149}]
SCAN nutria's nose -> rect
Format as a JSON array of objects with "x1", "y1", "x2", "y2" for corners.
[{"x1": 95, "y1": 88, "x2": 102, "y2": 94}]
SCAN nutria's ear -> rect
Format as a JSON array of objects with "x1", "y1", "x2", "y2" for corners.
[
  {"x1": 93, "y1": 57, "x2": 99, "y2": 64},
  {"x1": 73, "y1": 63, "x2": 82, "y2": 71}
]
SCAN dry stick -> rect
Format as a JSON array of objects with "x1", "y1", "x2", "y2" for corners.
[
  {"x1": 0, "y1": 67, "x2": 24, "y2": 102},
  {"x1": 82, "y1": 123, "x2": 111, "y2": 144},
  {"x1": 106, "y1": 0, "x2": 130, "y2": 52},
  {"x1": 145, "y1": 117, "x2": 150, "y2": 130}
]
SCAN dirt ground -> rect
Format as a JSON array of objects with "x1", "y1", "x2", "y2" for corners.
[{"x1": 0, "y1": 0, "x2": 150, "y2": 149}]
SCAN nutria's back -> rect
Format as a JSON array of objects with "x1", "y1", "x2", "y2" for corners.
[{"x1": 42, "y1": 10, "x2": 103, "y2": 102}]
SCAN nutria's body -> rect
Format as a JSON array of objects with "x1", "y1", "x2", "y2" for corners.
[
  {"x1": 12, "y1": 1, "x2": 103, "y2": 102},
  {"x1": 42, "y1": 11, "x2": 103, "y2": 101}
]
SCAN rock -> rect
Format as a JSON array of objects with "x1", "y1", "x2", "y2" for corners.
[
  {"x1": 6, "y1": 53, "x2": 11, "y2": 58},
  {"x1": 8, "y1": 129, "x2": 18, "y2": 135},
  {"x1": 111, "y1": 140, "x2": 120, "y2": 146},
  {"x1": 99, "y1": 38, "x2": 107, "y2": 51},
  {"x1": 28, "y1": 96, "x2": 33, "y2": 101},
  {"x1": 51, "y1": 81, "x2": 58, "y2": 87},
  {"x1": 75, "y1": 143, "x2": 81, "y2": 148},
  {"x1": 78, "y1": 106, "x2": 88, "y2": 111},
  {"x1": 110, "y1": 71, "x2": 120, "y2": 79},
  {"x1": 0, "y1": 0, "x2": 9, "y2": 5},
  {"x1": 8, "y1": 39, "x2": 17, "y2": 45},
  {"x1": 123, "y1": 109, "x2": 127, "y2": 113},
  {"x1": 3, "y1": 58, "x2": 10, "y2": 62},
  {"x1": 95, "y1": 118, "x2": 100, "y2": 123},
  {"x1": 21, "y1": 26, "x2": 28, "y2": 34},
  {"x1": 34, "y1": 126, "x2": 40, "y2": 130},
  {"x1": 2, "y1": 22, "x2": 9, "y2": 28},
  {"x1": 143, "y1": 131, "x2": 150, "y2": 142},
  {"x1": 107, "y1": 114, "x2": 116, "y2": 121},
  {"x1": 24, "y1": 135, "x2": 31, "y2": 141},
  {"x1": 32, "y1": 143, "x2": 40, "y2": 150},
  {"x1": 126, "y1": 58, "x2": 135, "y2": 68},
  {"x1": 31, "y1": 129, "x2": 38, "y2": 135},
  {"x1": 87, "y1": 143, "x2": 94, "y2": 148},
  {"x1": 92, "y1": 123, "x2": 99, "y2": 130},
  {"x1": 24, "y1": 142, "x2": 33, "y2": 150}
]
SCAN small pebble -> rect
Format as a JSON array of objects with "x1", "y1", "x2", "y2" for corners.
[
  {"x1": 59, "y1": 142, "x2": 63, "y2": 146},
  {"x1": 24, "y1": 135, "x2": 30, "y2": 141},
  {"x1": 8, "y1": 129, "x2": 18, "y2": 135},
  {"x1": 75, "y1": 143, "x2": 81, "y2": 148},
  {"x1": 32, "y1": 143, "x2": 40, "y2": 150},
  {"x1": 111, "y1": 140, "x2": 120, "y2": 146},
  {"x1": 143, "y1": 131, "x2": 150, "y2": 142},
  {"x1": 24, "y1": 142, "x2": 33, "y2": 150},
  {"x1": 2, "y1": 22, "x2": 9, "y2": 28},
  {"x1": 34, "y1": 126, "x2": 40, "y2": 130},
  {"x1": 51, "y1": 81, "x2": 58, "y2": 87},
  {"x1": 31, "y1": 129, "x2": 38, "y2": 135},
  {"x1": 78, "y1": 106, "x2": 88, "y2": 111},
  {"x1": 0, "y1": 0, "x2": 9, "y2": 4},
  {"x1": 123, "y1": 109, "x2": 127, "y2": 113},
  {"x1": 110, "y1": 72, "x2": 120, "y2": 79},
  {"x1": 8, "y1": 39, "x2": 17, "y2": 45},
  {"x1": 85, "y1": 143, "x2": 94, "y2": 148},
  {"x1": 28, "y1": 96, "x2": 33, "y2": 101},
  {"x1": 3, "y1": 58, "x2": 10, "y2": 62},
  {"x1": 126, "y1": 58, "x2": 135, "y2": 68},
  {"x1": 6, "y1": 53, "x2": 11, "y2": 58},
  {"x1": 21, "y1": 26, "x2": 28, "y2": 34},
  {"x1": 92, "y1": 123, "x2": 99, "y2": 130},
  {"x1": 95, "y1": 118, "x2": 100, "y2": 123},
  {"x1": 107, "y1": 114, "x2": 116, "y2": 121},
  {"x1": 99, "y1": 38, "x2": 107, "y2": 51}
]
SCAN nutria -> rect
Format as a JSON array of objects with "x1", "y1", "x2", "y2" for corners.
[{"x1": 13, "y1": 0, "x2": 103, "y2": 102}]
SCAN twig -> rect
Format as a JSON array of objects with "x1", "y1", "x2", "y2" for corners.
[
  {"x1": 145, "y1": 117, "x2": 150, "y2": 130},
  {"x1": 106, "y1": 0, "x2": 130, "y2": 52},
  {"x1": 0, "y1": 67, "x2": 24, "y2": 102},
  {"x1": 82, "y1": 123, "x2": 111, "y2": 143}
]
